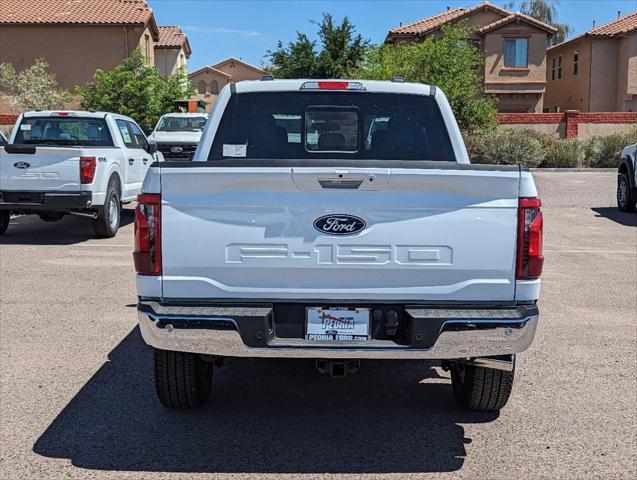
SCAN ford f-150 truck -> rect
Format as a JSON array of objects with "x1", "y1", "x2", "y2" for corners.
[
  {"x1": 135, "y1": 79, "x2": 544, "y2": 411},
  {"x1": 0, "y1": 111, "x2": 160, "y2": 237},
  {"x1": 148, "y1": 113, "x2": 209, "y2": 160}
]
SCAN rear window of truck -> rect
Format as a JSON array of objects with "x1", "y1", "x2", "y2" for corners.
[
  {"x1": 14, "y1": 117, "x2": 114, "y2": 147},
  {"x1": 209, "y1": 92, "x2": 455, "y2": 161}
]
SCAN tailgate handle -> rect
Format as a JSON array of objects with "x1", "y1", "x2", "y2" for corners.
[{"x1": 318, "y1": 178, "x2": 364, "y2": 189}]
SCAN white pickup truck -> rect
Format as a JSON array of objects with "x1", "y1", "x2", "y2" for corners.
[
  {"x1": 135, "y1": 79, "x2": 544, "y2": 411},
  {"x1": 147, "y1": 113, "x2": 209, "y2": 161},
  {"x1": 0, "y1": 111, "x2": 160, "y2": 237},
  {"x1": 617, "y1": 143, "x2": 637, "y2": 212}
]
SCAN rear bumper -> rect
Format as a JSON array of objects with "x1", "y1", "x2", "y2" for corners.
[
  {"x1": 0, "y1": 191, "x2": 92, "y2": 211},
  {"x1": 138, "y1": 301, "x2": 539, "y2": 359}
]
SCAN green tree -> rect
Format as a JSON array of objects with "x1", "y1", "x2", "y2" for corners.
[
  {"x1": 76, "y1": 49, "x2": 193, "y2": 129},
  {"x1": 505, "y1": 0, "x2": 572, "y2": 45},
  {"x1": 357, "y1": 24, "x2": 497, "y2": 132},
  {"x1": 267, "y1": 13, "x2": 368, "y2": 78},
  {"x1": 0, "y1": 58, "x2": 72, "y2": 111}
]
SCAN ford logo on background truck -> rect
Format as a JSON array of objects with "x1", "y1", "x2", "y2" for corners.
[
  {"x1": 13, "y1": 161, "x2": 30, "y2": 169},
  {"x1": 314, "y1": 214, "x2": 366, "y2": 235}
]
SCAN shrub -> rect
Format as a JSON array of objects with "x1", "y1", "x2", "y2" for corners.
[
  {"x1": 541, "y1": 138, "x2": 584, "y2": 168},
  {"x1": 465, "y1": 129, "x2": 544, "y2": 167},
  {"x1": 466, "y1": 127, "x2": 637, "y2": 168},
  {"x1": 583, "y1": 128, "x2": 637, "y2": 168},
  {"x1": 519, "y1": 129, "x2": 559, "y2": 150}
]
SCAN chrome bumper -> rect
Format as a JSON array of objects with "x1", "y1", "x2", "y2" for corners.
[{"x1": 138, "y1": 302, "x2": 538, "y2": 360}]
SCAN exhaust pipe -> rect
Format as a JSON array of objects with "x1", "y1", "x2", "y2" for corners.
[
  {"x1": 456, "y1": 355, "x2": 515, "y2": 372},
  {"x1": 68, "y1": 210, "x2": 98, "y2": 219}
]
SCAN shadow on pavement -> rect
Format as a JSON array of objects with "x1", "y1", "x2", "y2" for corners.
[
  {"x1": 33, "y1": 327, "x2": 499, "y2": 475},
  {"x1": 0, "y1": 208, "x2": 134, "y2": 245},
  {"x1": 591, "y1": 207, "x2": 637, "y2": 227}
]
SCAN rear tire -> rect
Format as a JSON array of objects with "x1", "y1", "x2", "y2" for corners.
[
  {"x1": 450, "y1": 359, "x2": 514, "y2": 411},
  {"x1": 617, "y1": 173, "x2": 636, "y2": 212},
  {"x1": 0, "y1": 211, "x2": 9, "y2": 235},
  {"x1": 93, "y1": 178, "x2": 121, "y2": 238},
  {"x1": 153, "y1": 349, "x2": 213, "y2": 409}
]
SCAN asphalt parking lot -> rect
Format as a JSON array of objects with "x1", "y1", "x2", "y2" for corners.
[{"x1": 0, "y1": 171, "x2": 635, "y2": 480}]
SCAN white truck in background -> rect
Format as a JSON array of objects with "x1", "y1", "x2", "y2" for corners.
[
  {"x1": 134, "y1": 79, "x2": 544, "y2": 412},
  {"x1": 148, "y1": 113, "x2": 209, "y2": 161},
  {"x1": 0, "y1": 111, "x2": 160, "y2": 237}
]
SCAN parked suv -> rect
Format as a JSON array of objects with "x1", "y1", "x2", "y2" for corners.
[
  {"x1": 135, "y1": 79, "x2": 543, "y2": 411},
  {"x1": 0, "y1": 110, "x2": 160, "y2": 237}
]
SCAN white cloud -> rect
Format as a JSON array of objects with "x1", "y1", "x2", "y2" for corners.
[{"x1": 183, "y1": 26, "x2": 263, "y2": 38}]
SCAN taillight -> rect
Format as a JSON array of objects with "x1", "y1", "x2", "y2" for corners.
[
  {"x1": 79, "y1": 157, "x2": 96, "y2": 184},
  {"x1": 516, "y1": 197, "x2": 544, "y2": 280},
  {"x1": 134, "y1": 193, "x2": 161, "y2": 275}
]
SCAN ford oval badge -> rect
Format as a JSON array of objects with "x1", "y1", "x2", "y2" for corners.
[
  {"x1": 171, "y1": 146, "x2": 184, "y2": 154},
  {"x1": 14, "y1": 161, "x2": 30, "y2": 169},
  {"x1": 314, "y1": 214, "x2": 366, "y2": 236}
]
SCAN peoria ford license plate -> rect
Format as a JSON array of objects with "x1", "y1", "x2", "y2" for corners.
[{"x1": 306, "y1": 307, "x2": 370, "y2": 341}]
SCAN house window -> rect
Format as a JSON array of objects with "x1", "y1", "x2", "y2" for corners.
[
  {"x1": 573, "y1": 51, "x2": 579, "y2": 75},
  {"x1": 211, "y1": 80, "x2": 219, "y2": 95},
  {"x1": 551, "y1": 58, "x2": 556, "y2": 80},
  {"x1": 144, "y1": 34, "x2": 151, "y2": 62},
  {"x1": 558, "y1": 56, "x2": 562, "y2": 79},
  {"x1": 504, "y1": 38, "x2": 528, "y2": 68},
  {"x1": 197, "y1": 80, "x2": 206, "y2": 94}
]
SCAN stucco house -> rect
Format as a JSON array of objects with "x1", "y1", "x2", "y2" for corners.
[
  {"x1": 544, "y1": 11, "x2": 637, "y2": 113},
  {"x1": 386, "y1": 2, "x2": 557, "y2": 113},
  {"x1": 188, "y1": 58, "x2": 265, "y2": 111},
  {"x1": 0, "y1": 0, "x2": 159, "y2": 98},
  {"x1": 154, "y1": 25, "x2": 191, "y2": 78}
]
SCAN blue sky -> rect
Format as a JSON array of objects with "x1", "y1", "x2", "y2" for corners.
[{"x1": 148, "y1": 0, "x2": 637, "y2": 71}]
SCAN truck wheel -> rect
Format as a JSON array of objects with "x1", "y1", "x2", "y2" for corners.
[
  {"x1": 450, "y1": 360, "x2": 514, "y2": 411},
  {"x1": 153, "y1": 348, "x2": 213, "y2": 409},
  {"x1": 0, "y1": 212, "x2": 9, "y2": 236},
  {"x1": 617, "y1": 173, "x2": 636, "y2": 212},
  {"x1": 93, "y1": 179, "x2": 121, "y2": 238}
]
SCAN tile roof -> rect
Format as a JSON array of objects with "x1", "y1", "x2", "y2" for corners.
[
  {"x1": 548, "y1": 10, "x2": 637, "y2": 51},
  {"x1": 589, "y1": 10, "x2": 637, "y2": 36},
  {"x1": 479, "y1": 13, "x2": 557, "y2": 34},
  {"x1": 156, "y1": 25, "x2": 191, "y2": 56},
  {"x1": 188, "y1": 66, "x2": 232, "y2": 79},
  {"x1": 389, "y1": 7, "x2": 467, "y2": 36},
  {"x1": 387, "y1": 2, "x2": 555, "y2": 39},
  {"x1": 210, "y1": 57, "x2": 265, "y2": 74},
  {"x1": 0, "y1": 0, "x2": 154, "y2": 27}
]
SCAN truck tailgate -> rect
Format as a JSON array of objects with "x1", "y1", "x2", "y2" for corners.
[
  {"x1": 0, "y1": 146, "x2": 81, "y2": 191},
  {"x1": 159, "y1": 164, "x2": 521, "y2": 302}
]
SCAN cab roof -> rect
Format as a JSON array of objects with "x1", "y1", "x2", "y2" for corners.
[
  {"x1": 233, "y1": 79, "x2": 436, "y2": 96},
  {"x1": 21, "y1": 110, "x2": 135, "y2": 121}
]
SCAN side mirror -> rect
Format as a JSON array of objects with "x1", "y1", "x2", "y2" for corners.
[{"x1": 147, "y1": 141, "x2": 158, "y2": 155}]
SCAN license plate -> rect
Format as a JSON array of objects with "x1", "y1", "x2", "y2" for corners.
[{"x1": 306, "y1": 307, "x2": 370, "y2": 341}]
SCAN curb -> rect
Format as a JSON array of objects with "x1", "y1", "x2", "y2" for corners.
[{"x1": 530, "y1": 168, "x2": 617, "y2": 172}]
